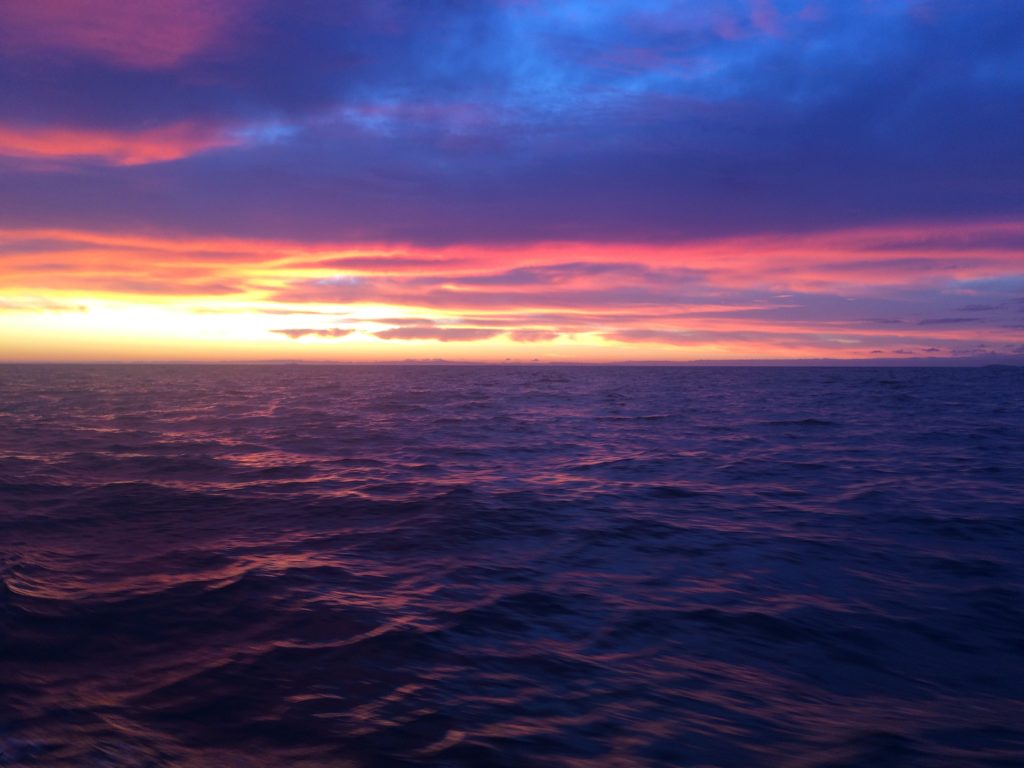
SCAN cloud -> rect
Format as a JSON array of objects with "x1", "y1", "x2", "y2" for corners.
[
  {"x1": 0, "y1": 121, "x2": 238, "y2": 165},
  {"x1": 0, "y1": 298, "x2": 87, "y2": 312},
  {"x1": 0, "y1": 0, "x2": 249, "y2": 69},
  {"x1": 372, "y1": 317, "x2": 436, "y2": 327},
  {"x1": 374, "y1": 327, "x2": 501, "y2": 342},
  {"x1": 1, "y1": 1, "x2": 1021, "y2": 243},
  {"x1": 508, "y1": 330, "x2": 560, "y2": 342},
  {"x1": 918, "y1": 317, "x2": 980, "y2": 325},
  {"x1": 603, "y1": 329, "x2": 694, "y2": 346},
  {"x1": 430, "y1": 262, "x2": 656, "y2": 287},
  {"x1": 950, "y1": 345, "x2": 994, "y2": 357},
  {"x1": 1, "y1": 221, "x2": 1021, "y2": 360},
  {"x1": 1, "y1": 2, "x2": 1023, "y2": 360},
  {"x1": 298, "y1": 256, "x2": 468, "y2": 273},
  {"x1": 270, "y1": 327, "x2": 354, "y2": 339}
]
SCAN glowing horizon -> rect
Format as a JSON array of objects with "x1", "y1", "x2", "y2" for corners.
[{"x1": 2, "y1": 1, "x2": 1022, "y2": 362}]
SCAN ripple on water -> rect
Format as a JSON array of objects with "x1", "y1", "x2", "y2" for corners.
[{"x1": 1, "y1": 363, "x2": 1023, "y2": 767}]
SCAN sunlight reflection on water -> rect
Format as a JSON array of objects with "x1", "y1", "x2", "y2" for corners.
[{"x1": 1, "y1": 364, "x2": 1023, "y2": 767}]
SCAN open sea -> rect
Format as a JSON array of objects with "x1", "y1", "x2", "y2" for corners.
[{"x1": 1, "y1": 364, "x2": 1022, "y2": 768}]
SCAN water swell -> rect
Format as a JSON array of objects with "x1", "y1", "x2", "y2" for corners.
[{"x1": 1, "y1": 364, "x2": 1023, "y2": 766}]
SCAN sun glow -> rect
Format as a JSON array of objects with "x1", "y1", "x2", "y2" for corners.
[{"x1": 2, "y1": 219, "x2": 1023, "y2": 362}]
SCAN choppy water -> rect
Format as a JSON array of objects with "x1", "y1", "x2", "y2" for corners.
[{"x1": 1, "y1": 364, "x2": 1023, "y2": 767}]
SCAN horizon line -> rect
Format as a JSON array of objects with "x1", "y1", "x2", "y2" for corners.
[{"x1": 2, "y1": 355, "x2": 1023, "y2": 368}]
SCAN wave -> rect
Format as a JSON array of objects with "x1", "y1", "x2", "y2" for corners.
[{"x1": 1, "y1": 364, "x2": 1022, "y2": 766}]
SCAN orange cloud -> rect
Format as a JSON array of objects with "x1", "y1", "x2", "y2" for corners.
[
  {"x1": 0, "y1": 122, "x2": 238, "y2": 165},
  {"x1": 271, "y1": 328, "x2": 355, "y2": 339},
  {"x1": 1, "y1": 220, "x2": 1022, "y2": 361}
]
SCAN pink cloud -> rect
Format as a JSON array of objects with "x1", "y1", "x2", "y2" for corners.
[
  {"x1": 3, "y1": 219, "x2": 1022, "y2": 360},
  {"x1": 372, "y1": 317, "x2": 437, "y2": 326},
  {"x1": 0, "y1": 122, "x2": 238, "y2": 165},
  {"x1": 508, "y1": 330, "x2": 560, "y2": 342},
  {"x1": 0, "y1": 0, "x2": 248, "y2": 69},
  {"x1": 751, "y1": 0, "x2": 783, "y2": 35},
  {"x1": 293, "y1": 256, "x2": 469, "y2": 273},
  {"x1": 374, "y1": 327, "x2": 501, "y2": 342}
]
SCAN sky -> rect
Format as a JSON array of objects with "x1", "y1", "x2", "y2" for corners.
[{"x1": 0, "y1": 0, "x2": 1022, "y2": 362}]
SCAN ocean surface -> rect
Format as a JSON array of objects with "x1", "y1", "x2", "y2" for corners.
[{"x1": 1, "y1": 364, "x2": 1022, "y2": 768}]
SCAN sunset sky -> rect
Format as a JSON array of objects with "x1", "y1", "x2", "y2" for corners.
[{"x1": 1, "y1": 0, "x2": 1022, "y2": 362}]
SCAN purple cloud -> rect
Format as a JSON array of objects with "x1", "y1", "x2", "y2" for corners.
[{"x1": 0, "y1": 1, "x2": 1020, "y2": 245}]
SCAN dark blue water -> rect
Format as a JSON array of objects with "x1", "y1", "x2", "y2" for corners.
[{"x1": 1, "y1": 364, "x2": 1022, "y2": 767}]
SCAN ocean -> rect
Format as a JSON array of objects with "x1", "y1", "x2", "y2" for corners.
[{"x1": 1, "y1": 364, "x2": 1022, "y2": 767}]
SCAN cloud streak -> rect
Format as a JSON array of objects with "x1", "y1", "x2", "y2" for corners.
[
  {"x1": 0, "y1": 1, "x2": 1021, "y2": 360},
  {"x1": 374, "y1": 327, "x2": 502, "y2": 343},
  {"x1": 0, "y1": 0, "x2": 249, "y2": 69},
  {"x1": 270, "y1": 328, "x2": 354, "y2": 339},
  {"x1": 0, "y1": 122, "x2": 238, "y2": 165}
]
